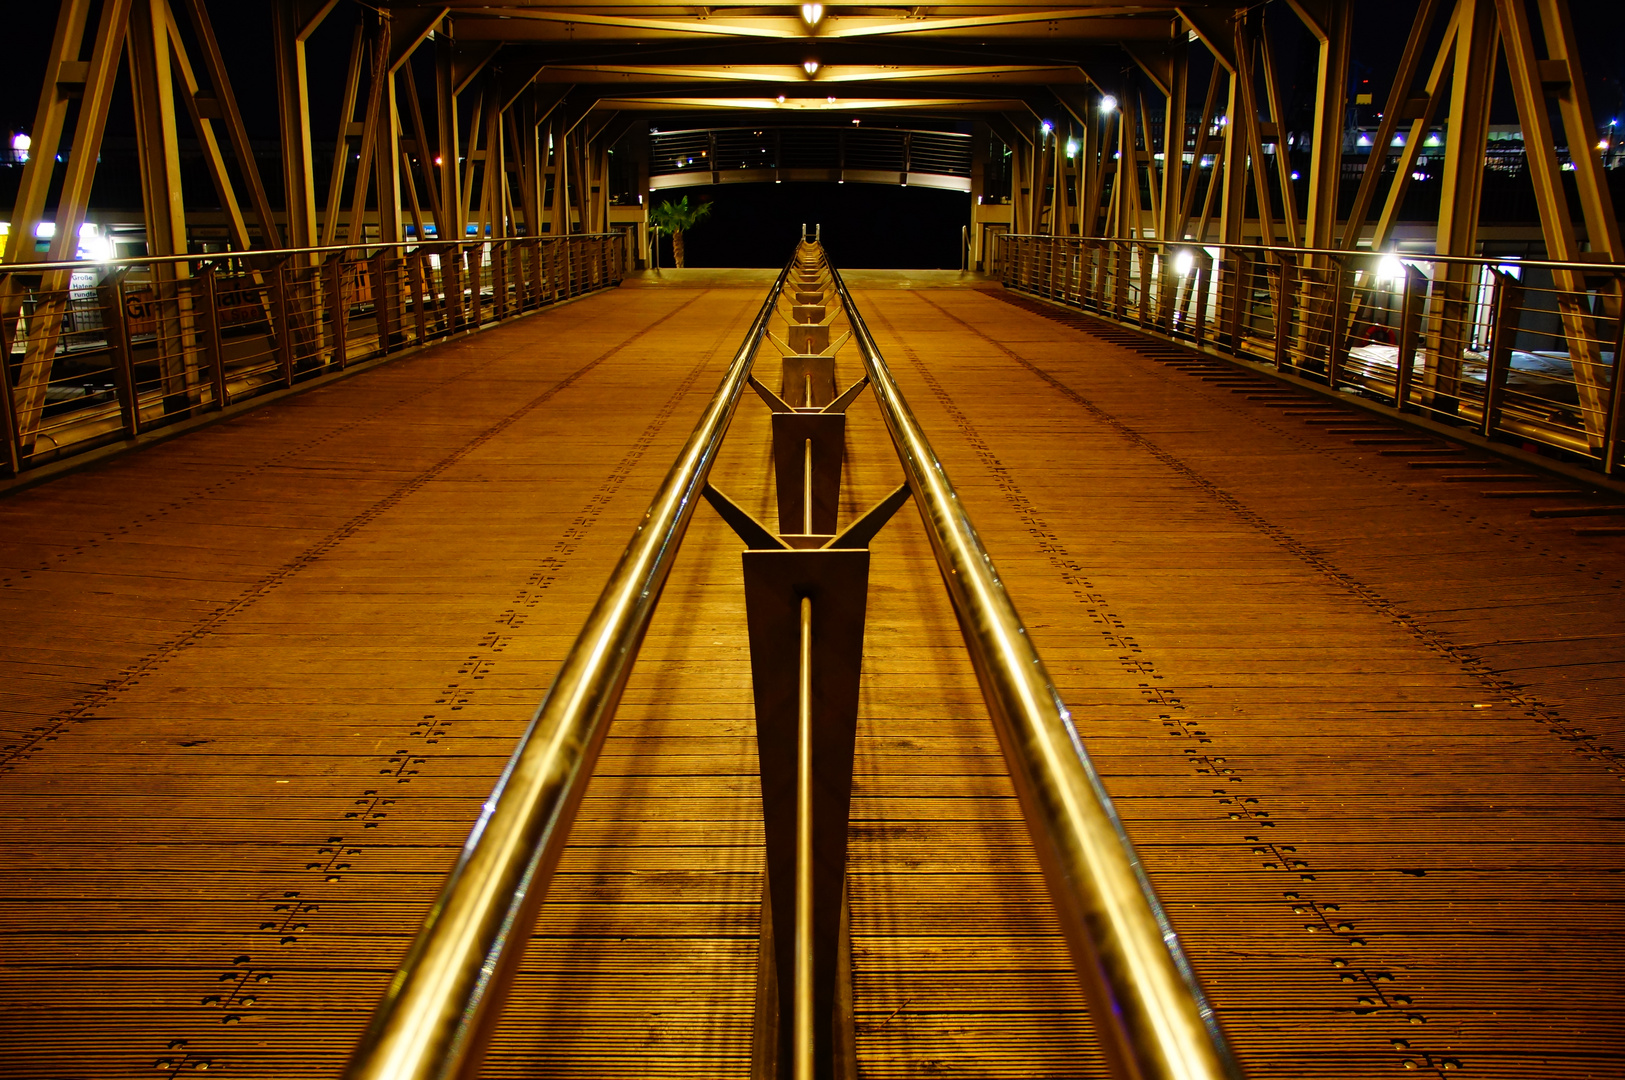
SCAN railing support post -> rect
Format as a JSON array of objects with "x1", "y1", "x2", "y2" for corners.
[
  {"x1": 1192, "y1": 252, "x2": 1212, "y2": 345},
  {"x1": 1223, "y1": 251, "x2": 1248, "y2": 351},
  {"x1": 325, "y1": 255, "x2": 348, "y2": 369},
  {"x1": 98, "y1": 268, "x2": 141, "y2": 437},
  {"x1": 1480, "y1": 268, "x2": 1525, "y2": 439},
  {"x1": 270, "y1": 259, "x2": 296, "y2": 386},
  {"x1": 198, "y1": 265, "x2": 230, "y2": 409},
  {"x1": 445, "y1": 244, "x2": 465, "y2": 332},
  {"x1": 1602, "y1": 289, "x2": 1625, "y2": 476},
  {"x1": 1326, "y1": 257, "x2": 1350, "y2": 390},
  {"x1": 409, "y1": 254, "x2": 429, "y2": 344},
  {"x1": 373, "y1": 249, "x2": 398, "y2": 353},
  {"x1": 1394, "y1": 264, "x2": 1427, "y2": 412},
  {"x1": 0, "y1": 285, "x2": 22, "y2": 473},
  {"x1": 1273, "y1": 254, "x2": 1296, "y2": 373},
  {"x1": 742, "y1": 548, "x2": 865, "y2": 1080}
]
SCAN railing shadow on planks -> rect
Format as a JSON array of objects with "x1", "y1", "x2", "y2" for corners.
[{"x1": 342, "y1": 229, "x2": 1244, "y2": 1080}]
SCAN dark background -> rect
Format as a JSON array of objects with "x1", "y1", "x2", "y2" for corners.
[{"x1": 652, "y1": 184, "x2": 969, "y2": 269}]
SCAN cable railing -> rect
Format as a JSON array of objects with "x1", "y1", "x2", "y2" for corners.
[
  {"x1": 343, "y1": 232, "x2": 1240, "y2": 1080},
  {"x1": 0, "y1": 234, "x2": 625, "y2": 478},
  {"x1": 999, "y1": 235, "x2": 1625, "y2": 478}
]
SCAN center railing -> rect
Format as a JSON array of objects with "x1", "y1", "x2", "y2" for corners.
[
  {"x1": 1000, "y1": 234, "x2": 1625, "y2": 479},
  {"x1": 0, "y1": 234, "x2": 625, "y2": 478},
  {"x1": 343, "y1": 234, "x2": 1241, "y2": 1080}
]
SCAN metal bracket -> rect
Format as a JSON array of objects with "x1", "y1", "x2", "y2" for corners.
[
  {"x1": 703, "y1": 484, "x2": 790, "y2": 550},
  {"x1": 773, "y1": 412, "x2": 845, "y2": 536},
  {"x1": 781, "y1": 354, "x2": 837, "y2": 409},
  {"x1": 750, "y1": 375, "x2": 796, "y2": 413},
  {"x1": 821, "y1": 376, "x2": 869, "y2": 415},
  {"x1": 827, "y1": 484, "x2": 912, "y2": 550}
]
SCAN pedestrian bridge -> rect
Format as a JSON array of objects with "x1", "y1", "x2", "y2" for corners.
[{"x1": 1, "y1": 255, "x2": 1622, "y2": 1080}]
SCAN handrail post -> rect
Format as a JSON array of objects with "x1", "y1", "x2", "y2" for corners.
[
  {"x1": 409, "y1": 253, "x2": 428, "y2": 345},
  {"x1": 325, "y1": 255, "x2": 348, "y2": 369},
  {"x1": 1273, "y1": 253, "x2": 1296, "y2": 373},
  {"x1": 1394, "y1": 263, "x2": 1427, "y2": 412},
  {"x1": 1602, "y1": 284, "x2": 1625, "y2": 475},
  {"x1": 0, "y1": 281, "x2": 22, "y2": 474},
  {"x1": 1326, "y1": 256, "x2": 1349, "y2": 390},
  {"x1": 492, "y1": 241, "x2": 508, "y2": 321},
  {"x1": 98, "y1": 267, "x2": 141, "y2": 437},
  {"x1": 270, "y1": 258, "x2": 296, "y2": 387},
  {"x1": 1480, "y1": 268, "x2": 1525, "y2": 438},
  {"x1": 1192, "y1": 250, "x2": 1212, "y2": 345},
  {"x1": 342, "y1": 256, "x2": 796, "y2": 1080},
  {"x1": 198, "y1": 264, "x2": 230, "y2": 409}
]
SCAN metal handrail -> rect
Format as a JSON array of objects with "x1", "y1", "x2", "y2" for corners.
[
  {"x1": 996, "y1": 232, "x2": 1625, "y2": 275},
  {"x1": 344, "y1": 256, "x2": 795, "y2": 1080},
  {"x1": 829, "y1": 264, "x2": 1243, "y2": 1080},
  {"x1": 0, "y1": 232, "x2": 626, "y2": 277}
]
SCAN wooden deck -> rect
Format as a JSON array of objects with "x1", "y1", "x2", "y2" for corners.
[{"x1": 1, "y1": 278, "x2": 1621, "y2": 1079}]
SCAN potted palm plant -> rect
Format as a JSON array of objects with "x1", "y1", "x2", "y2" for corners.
[{"x1": 648, "y1": 195, "x2": 712, "y2": 268}]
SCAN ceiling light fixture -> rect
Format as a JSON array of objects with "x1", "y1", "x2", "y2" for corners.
[
  {"x1": 803, "y1": 59, "x2": 820, "y2": 75},
  {"x1": 1099, "y1": 95, "x2": 1118, "y2": 113},
  {"x1": 800, "y1": 3, "x2": 823, "y2": 26}
]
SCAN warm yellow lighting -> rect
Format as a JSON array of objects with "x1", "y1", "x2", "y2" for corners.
[
  {"x1": 803, "y1": 59, "x2": 820, "y2": 75},
  {"x1": 800, "y1": 3, "x2": 823, "y2": 25}
]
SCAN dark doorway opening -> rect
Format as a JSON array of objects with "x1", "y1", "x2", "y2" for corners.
[{"x1": 652, "y1": 182, "x2": 969, "y2": 269}]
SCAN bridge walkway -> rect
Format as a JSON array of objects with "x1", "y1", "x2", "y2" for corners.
[{"x1": 0, "y1": 276, "x2": 1621, "y2": 1080}]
